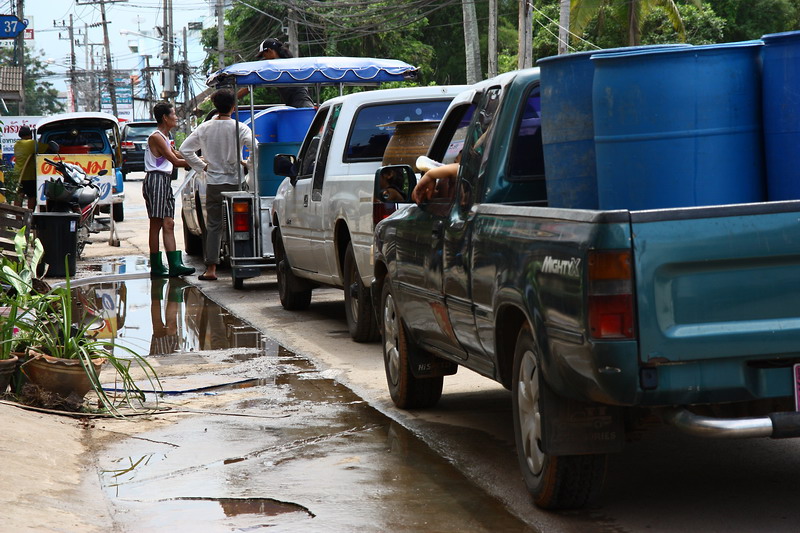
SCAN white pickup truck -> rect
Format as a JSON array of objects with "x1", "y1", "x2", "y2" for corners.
[{"x1": 272, "y1": 85, "x2": 468, "y2": 342}]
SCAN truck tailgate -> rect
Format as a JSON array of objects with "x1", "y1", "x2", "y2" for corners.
[{"x1": 631, "y1": 201, "x2": 800, "y2": 365}]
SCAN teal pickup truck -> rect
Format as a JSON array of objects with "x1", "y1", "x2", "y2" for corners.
[{"x1": 372, "y1": 68, "x2": 800, "y2": 509}]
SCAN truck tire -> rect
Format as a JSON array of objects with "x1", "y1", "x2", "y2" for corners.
[
  {"x1": 512, "y1": 323, "x2": 606, "y2": 510},
  {"x1": 343, "y1": 242, "x2": 379, "y2": 342},
  {"x1": 275, "y1": 227, "x2": 312, "y2": 310},
  {"x1": 381, "y1": 279, "x2": 443, "y2": 409},
  {"x1": 182, "y1": 212, "x2": 204, "y2": 257}
]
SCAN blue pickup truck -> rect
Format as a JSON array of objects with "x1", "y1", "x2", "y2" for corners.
[{"x1": 372, "y1": 67, "x2": 800, "y2": 509}]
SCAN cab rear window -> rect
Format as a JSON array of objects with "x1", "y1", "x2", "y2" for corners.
[
  {"x1": 344, "y1": 99, "x2": 452, "y2": 162},
  {"x1": 42, "y1": 130, "x2": 108, "y2": 154}
]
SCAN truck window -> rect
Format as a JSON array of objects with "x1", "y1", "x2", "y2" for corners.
[
  {"x1": 311, "y1": 104, "x2": 341, "y2": 199},
  {"x1": 429, "y1": 103, "x2": 476, "y2": 165},
  {"x1": 344, "y1": 99, "x2": 452, "y2": 162},
  {"x1": 508, "y1": 87, "x2": 545, "y2": 180},
  {"x1": 296, "y1": 107, "x2": 330, "y2": 179}
]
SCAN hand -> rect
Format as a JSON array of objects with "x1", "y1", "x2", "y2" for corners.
[{"x1": 411, "y1": 173, "x2": 436, "y2": 204}]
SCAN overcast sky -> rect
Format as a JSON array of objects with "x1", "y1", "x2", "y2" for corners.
[{"x1": 4, "y1": 0, "x2": 216, "y2": 95}]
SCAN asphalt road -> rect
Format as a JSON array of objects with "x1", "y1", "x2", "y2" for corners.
[{"x1": 6, "y1": 173, "x2": 800, "y2": 532}]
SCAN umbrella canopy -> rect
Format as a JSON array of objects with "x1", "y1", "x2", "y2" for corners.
[{"x1": 207, "y1": 56, "x2": 419, "y2": 87}]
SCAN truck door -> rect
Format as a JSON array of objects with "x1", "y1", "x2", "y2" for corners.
[
  {"x1": 281, "y1": 107, "x2": 330, "y2": 272},
  {"x1": 307, "y1": 104, "x2": 341, "y2": 277},
  {"x1": 442, "y1": 86, "x2": 503, "y2": 361}
]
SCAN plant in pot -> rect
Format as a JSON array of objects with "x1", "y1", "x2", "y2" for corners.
[
  {"x1": 18, "y1": 276, "x2": 162, "y2": 414},
  {"x1": 0, "y1": 227, "x2": 46, "y2": 393},
  {"x1": 2, "y1": 227, "x2": 161, "y2": 414}
]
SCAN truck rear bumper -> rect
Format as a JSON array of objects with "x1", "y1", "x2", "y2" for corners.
[{"x1": 662, "y1": 408, "x2": 800, "y2": 439}]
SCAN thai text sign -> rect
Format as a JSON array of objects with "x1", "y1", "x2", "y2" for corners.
[{"x1": 35, "y1": 154, "x2": 116, "y2": 205}]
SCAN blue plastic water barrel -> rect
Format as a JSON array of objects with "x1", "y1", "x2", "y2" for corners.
[
  {"x1": 256, "y1": 141, "x2": 301, "y2": 196},
  {"x1": 592, "y1": 42, "x2": 765, "y2": 210},
  {"x1": 538, "y1": 45, "x2": 689, "y2": 209},
  {"x1": 275, "y1": 107, "x2": 316, "y2": 142},
  {"x1": 761, "y1": 31, "x2": 800, "y2": 200}
]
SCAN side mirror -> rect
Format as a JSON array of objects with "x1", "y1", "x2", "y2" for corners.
[
  {"x1": 274, "y1": 154, "x2": 298, "y2": 179},
  {"x1": 374, "y1": 164, "x2": 416, "y2": 204}
]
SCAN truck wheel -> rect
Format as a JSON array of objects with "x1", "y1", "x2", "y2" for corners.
[
  {"x1": 344, "y1": 243, "x2": 379, "y2": 342},
  {"x1": 113, "y1": 202, "x2": 124, "y2": 222},
  {"x1": 381, "y1": 279, "x2": 443, "y2": 409},
  {"x1": 182, "y1": 212, "x2": 204, "y2": 257},
  {"x1": 512, "y1": 323, "x2": 606, "y2": 510},
  {"x1": 275, "y1": 228, "x2": 312, "y2": 310}
]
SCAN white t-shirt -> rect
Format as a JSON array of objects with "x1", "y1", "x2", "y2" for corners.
[{"x1": 179, "y1": 118, "x2": 253, "y2": 186}]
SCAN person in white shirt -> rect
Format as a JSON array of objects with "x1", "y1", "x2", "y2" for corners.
[{"x1": 179, "y1": 89, "x2": 252, "y2": 281}]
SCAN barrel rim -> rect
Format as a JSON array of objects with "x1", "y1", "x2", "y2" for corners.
[
  {"x1": 590, "y1": 40, "x2": 763, "y2": 63},
  {"x1": 537, "y1": 44, "x2": 691, "y2": 66},
  {"x1": 761, "y1": 30, "x2": 800, "y2": 44}
]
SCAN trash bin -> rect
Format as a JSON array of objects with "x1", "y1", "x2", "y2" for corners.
[{"x1": 33, "y1": 212, "x2": 80, "y2": 278}]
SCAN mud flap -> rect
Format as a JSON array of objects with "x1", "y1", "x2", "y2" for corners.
[
  {"x1": 409, "y1": 347, "x2": 458, "y2": 379},
  {"x1": 539, "y1": 383, "x2": 625, "y2": 455}
]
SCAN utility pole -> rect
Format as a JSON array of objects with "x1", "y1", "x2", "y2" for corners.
[
  {"x1": 99, "y1": 0, "x2": 118, "y2": 116},
  {"x1": 14, "y1": 0, "x2": 25, "y2": 113},
  {"x1": 163, "y1": 0, "x2": 176, "y2": 102},
  {"x1": 217, "y1": 0, "x2": 225, "y2": 68},
  {"x1": 68, "y1": 16, "x2": 78, "y2": 111}
]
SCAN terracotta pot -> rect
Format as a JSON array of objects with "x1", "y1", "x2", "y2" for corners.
[
  {"x1": 22, "y1": 350, "x2": 106, "y2": 399},
  {"x1": 0, "y1": 355, "x2": 19, "y2": 394},
  {"x1": 382, "y1": 120, "x2": 440, "y2": 171}
]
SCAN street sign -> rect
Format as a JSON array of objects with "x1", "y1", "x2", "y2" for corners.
[{"x1": 0, "y1": 15, "x2": 27, "y2": 39}]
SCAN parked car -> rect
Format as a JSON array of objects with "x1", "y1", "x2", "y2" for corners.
[
  {"x1": 120, "y1": 120, "x2": 178, "y2": 181},
  {"x1": 35, "y1": 112, "x2": 124, "y2": 222}
]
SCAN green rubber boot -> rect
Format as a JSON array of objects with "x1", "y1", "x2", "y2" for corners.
[
  {"x1": 150, "y1": 252, "x2": 169, "y2": 278},
  {"x1": 166, "y1": 250, "x2": 196, "y2": 277}
]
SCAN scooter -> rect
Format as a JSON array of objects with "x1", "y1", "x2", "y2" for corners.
[{"x1": 42, "y1": 158, "x2": 107, "y2": 257}]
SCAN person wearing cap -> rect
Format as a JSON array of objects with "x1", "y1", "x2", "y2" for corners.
[
  {"x1": 12, "y1": 126, "x2": 55, "y2": 210},
  {"x1": 237, "y1": 38, "x2": 314, "y2": 108}
]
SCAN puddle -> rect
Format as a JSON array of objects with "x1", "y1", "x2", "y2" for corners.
[{"x1": 67, "y1": 277, "x2": 265, "y2": 358}]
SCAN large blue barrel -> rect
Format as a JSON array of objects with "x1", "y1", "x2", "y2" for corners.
[
  {"x1": 538, "y1": 45, "x2": 689, "y2": 209},
  {"x1": 275, "y1": 107, "x2": 316, "y2": 142},
  {"x1": 592, "y1": 42, "x2": 765, "y2": 210},
  {"x1": 256, "y1": 141, "x2": 302, "y2": 196},
  {"x1": 761, "y1": 31, "x2": 800, "y2": 200}
]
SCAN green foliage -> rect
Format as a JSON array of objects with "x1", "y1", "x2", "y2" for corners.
[
  {"x1": 0, "y1": 46, "x2": 65, "y2": 116},
  {"x1": 704, "y1": 0, "x2": 799, "y2": 41},
  {"x1": 642, "y1": 4, "x2": 726, "y2": 45}
]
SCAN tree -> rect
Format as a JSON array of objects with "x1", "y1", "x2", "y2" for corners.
[
  {"x1": 571, "y1": 0, "x2": 701, "y2": 46},
  {"x1": 704, "y1": 0, "x2": 799, "y2": 41},
  {"x1": 0, "y1": 46, "x2": 64, "y2": 116}
]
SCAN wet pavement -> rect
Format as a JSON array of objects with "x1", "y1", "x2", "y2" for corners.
[{"x1": 67, "y1": 270, "x2": 535, "y2": 532}]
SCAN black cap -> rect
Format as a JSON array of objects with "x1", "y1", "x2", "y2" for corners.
[
  {"x1": 258, "y1": 38, "x2": 282, "y2": 56},
  {"x1": 18, "y1": 126, "x2": 31, "y2": 137}
]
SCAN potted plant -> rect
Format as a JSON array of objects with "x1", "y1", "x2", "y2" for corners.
[{"x1": 1, "y1": 227, "x2": 160, "y2": 414}]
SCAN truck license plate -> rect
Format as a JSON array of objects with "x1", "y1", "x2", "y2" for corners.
[{"x1": 794, "y1": 364, "x2": 800, "y2": 411}]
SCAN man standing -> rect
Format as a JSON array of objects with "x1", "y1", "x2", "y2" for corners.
[
  {"x1": 180, "y1": 89, "x2": 252, "y2": 281},
  {"x1": 12, "y1": 126, "x2": 51, "y2": 210},
  {"x1": 143, "y1": 101, "x2": 195, "y2": 278}
]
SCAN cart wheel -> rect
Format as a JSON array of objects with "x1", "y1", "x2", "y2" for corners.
[{"x1": 233, "y1": 275, "x2": 244, "y2": 290}]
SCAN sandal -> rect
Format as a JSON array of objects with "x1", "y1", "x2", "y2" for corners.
[{"x1": 198, "y1": 273, "x2": 218, "y2": 281}]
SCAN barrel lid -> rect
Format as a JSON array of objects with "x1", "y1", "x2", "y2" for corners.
[
  {"x1": 590, "y1": 40, "x2": 762, "y2": 62},
  {"x1": 761, "y1": 30, "x2": 800, "y2": 44},
  {"x1": 537, "y1": 44, "x2": 690, "y2": 66}
]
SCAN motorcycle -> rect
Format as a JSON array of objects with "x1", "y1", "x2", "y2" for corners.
[{"x1": 42, "y1": 158, "x2": 108, "y2": 257}]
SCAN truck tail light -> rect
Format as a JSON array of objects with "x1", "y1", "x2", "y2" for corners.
[
  {"x1": 588, "y1": 250, "x2": 635, "y2": 339},
  {"x1": 121, "y1": 141, "x2": 134, "y2": 149},
  {"x1": 232, "y1": 200, "x2": 251, "y2": 234},
  {"x1": 373, "y1": 202, "x2": 396, "y2": 226}
]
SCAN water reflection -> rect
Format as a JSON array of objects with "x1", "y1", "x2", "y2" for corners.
[{"x1": 70, "y1": 278, "x2": 264, "y2": 357}]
